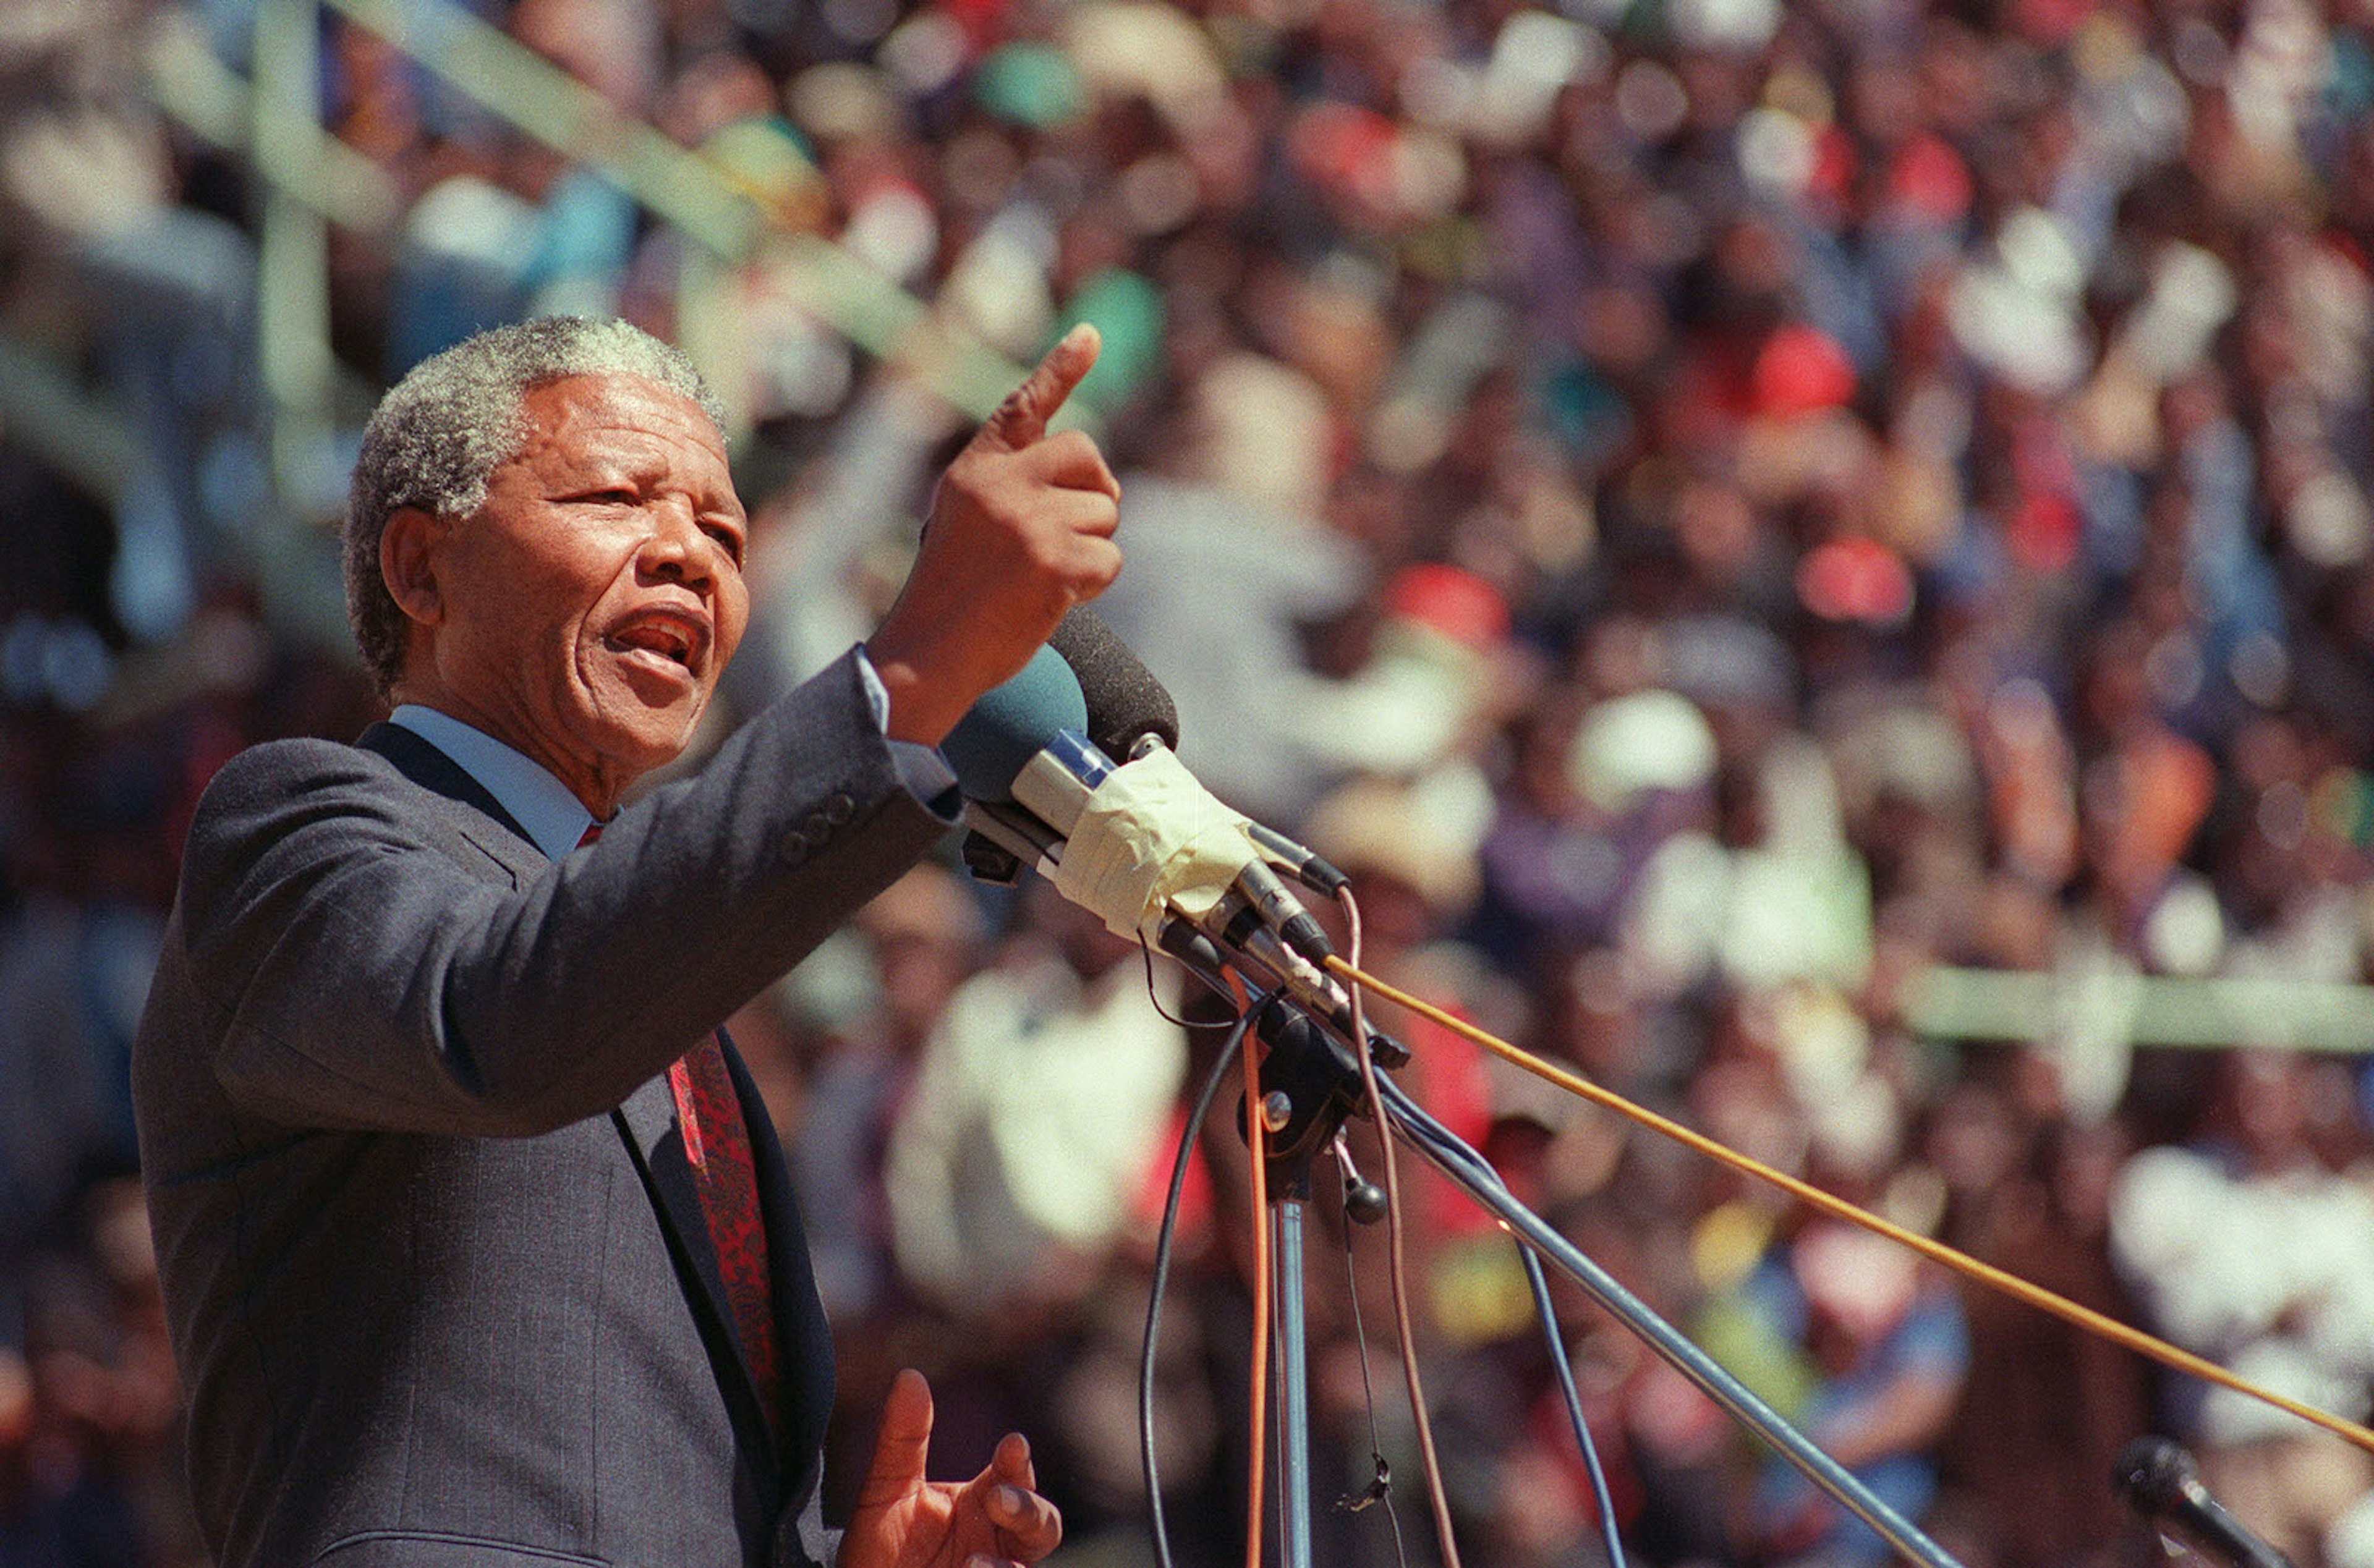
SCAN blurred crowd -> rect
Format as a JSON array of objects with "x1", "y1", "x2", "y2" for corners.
[{"x1": 7, "y1": 0, "x2": 2374, "y2": 1562}]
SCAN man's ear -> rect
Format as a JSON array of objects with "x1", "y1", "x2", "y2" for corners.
[{"x1": 380, "y1": 506, "x2": 448, "y2": 627}]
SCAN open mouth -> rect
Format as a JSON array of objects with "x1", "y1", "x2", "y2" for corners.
[{"x1": 607, "y1": 609, "x2": 708, "y2": 676}]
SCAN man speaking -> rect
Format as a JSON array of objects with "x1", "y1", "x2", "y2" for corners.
[{"x1": 131, "y1": 315, "x2": 1120, "y2": 1568}]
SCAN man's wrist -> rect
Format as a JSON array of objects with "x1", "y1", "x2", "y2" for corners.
[
  {"x1": 859, "y1": 644, "x2": 968, "y2": 747},
  {"x1": 852, "y1": 646, "x2": 961, "y2": 817}
]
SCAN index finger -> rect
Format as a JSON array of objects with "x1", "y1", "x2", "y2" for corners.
[{"x1": 972, "y1": 323, "x2": 1102, "y2": 456}]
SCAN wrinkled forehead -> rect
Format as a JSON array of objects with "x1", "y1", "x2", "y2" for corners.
[
  {"x1": 496, "y1": 371, "x2": 733, "y2": 477},
  {"x1": 517, "y1": 368, "x2": 720, "y2": 436}
]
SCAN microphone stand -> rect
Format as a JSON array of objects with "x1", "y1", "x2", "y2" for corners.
[
  {"x1": 1275, "y1": 1190, "x2": 1316, "y2": 1568},
  {"x1": 1244, "y1": 1001, "x2": 1377, "y2": 1568},
  {"x1": 953, "y1": 794, "x2": 1967, "y2": 1568},
  {"x1": 1236, "y1": 996, "x2": 1968, "y2": 1568}
]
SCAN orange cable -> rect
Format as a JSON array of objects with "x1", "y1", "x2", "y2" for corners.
[
  {"x1": 1243, "y1": 1028, "x2": 1271, "y2": 1568},
  {"x1": 1324, "y1": 954, "x2": 2374, "y2": 1459}
]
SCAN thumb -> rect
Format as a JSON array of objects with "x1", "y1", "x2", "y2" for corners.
[
  {"x1": 972, "y1": 323, "x2": 1102, "y2": 455},
  {"x1": 856, "y1": 1368, "x2": 936, "y2": 1508}
]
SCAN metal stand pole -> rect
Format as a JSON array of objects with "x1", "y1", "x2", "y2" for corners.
[
  {"x1": 1374, "y1": 1074, "x2": 1965, "y2": 1568},
  {"x1": 1242, "y1": 1000, "x2": 1363, "y2": 1568},
  {"x1": 1272, "y1": 1199, "x2": 1314, "y2": 1568},
  {"x1": 1218, "y1": 987, "x2": 1965, "y2": 1568}
]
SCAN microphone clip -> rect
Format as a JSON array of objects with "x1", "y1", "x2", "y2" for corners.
[
  {"x1": 1240, "y1": 996, "x2": 1385, "y2": 1201},
  {"x1": 960, "y1": 829, "x2": 1025, "y2": 886}
]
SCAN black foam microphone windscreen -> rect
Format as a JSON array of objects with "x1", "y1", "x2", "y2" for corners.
[{"x1": 1048, "y1": 606, "x2": 1179, "y2": 760}]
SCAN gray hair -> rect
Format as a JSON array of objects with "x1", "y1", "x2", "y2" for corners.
[{"x1": 343, "y1": 316, "x2": 728, "y2": 698}]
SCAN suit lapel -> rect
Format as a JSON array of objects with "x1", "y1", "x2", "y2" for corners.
[
  {"x1": 358, "y1": 721, "x2": 543, "y2": 879},
  {"x1": 616, "y1": 1033, "x2": 835, "y2": 1500},
  {"x1": 723, "y1": 1033, "x2": 835, "y2": 1508},
  {"x1": 613, "y1": 1074, "x2": 780, "y2": 1472},
  {"x1": 362, "y1": 719, "x2": 798, "y2": 1479}
]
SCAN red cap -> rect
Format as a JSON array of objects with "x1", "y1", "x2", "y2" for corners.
[{"x1": 1386, "y1": 563, "x2": 1511, "y2": 648}]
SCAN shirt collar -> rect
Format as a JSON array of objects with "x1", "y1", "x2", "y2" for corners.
[{"x1": 388, "y1": 705, "x2": 595, "y2": 860}]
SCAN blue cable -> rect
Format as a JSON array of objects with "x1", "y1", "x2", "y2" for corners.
[{"x1": 1521, "y1": 1247, "x2": 1630, "y2": 1568}]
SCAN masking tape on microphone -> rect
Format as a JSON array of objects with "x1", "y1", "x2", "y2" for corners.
[{"x1": 1052, "y1": 745, "x2": 1259, "y2": 945}]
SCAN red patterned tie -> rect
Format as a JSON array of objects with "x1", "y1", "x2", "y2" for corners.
[
  {"x1": 581, "y1": 821, "x2": 782, "y2": 1431},
  {"x1": 669, "y1": 1037, "x2": 783, "y2": 1431}
]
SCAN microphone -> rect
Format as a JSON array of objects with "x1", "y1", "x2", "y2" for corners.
[
  {"x1": 1047, "y1": 604, "x2": 1177, "y2": 757},
  {"x1": 943, "y1": 645, "x2": 1350, "y2": 1018},
  {"x1": 2112, "y1": 1438, "x2": 2294, "y2": 1568},
  {"x1": 1044, "y1": 607, "x2": 1348, "y2": 898}
]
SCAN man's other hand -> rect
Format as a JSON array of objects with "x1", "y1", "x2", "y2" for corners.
[
  {"x1": 867, "y1": 323, "x2": 1123, "y2": 745},
  {"x1": 840, "y1": 1368, "x2": 1063, "y2": 1568}
]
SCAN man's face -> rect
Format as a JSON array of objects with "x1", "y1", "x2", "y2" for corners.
[{"x1": 410, "y1": 371, "x2": 749, "y2": 810}]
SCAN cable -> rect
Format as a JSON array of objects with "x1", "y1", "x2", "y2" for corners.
[
  {"x1": 1370, "y1": 1070, "x2": 1962, "y2": 1568},
  {"x1": 1520, "y1": 1247, "x2": 1628, "y2": 1568},
  {"x1": 1326, "y1": 954, "x2": 2374, "y2": 1459},
  {"x1": 1335, "y1": 890, "x2": 1466, "y2": 1568},
  {"x1": 1140, "y1": 1009, "x2": 1255, "y2": 1568},
  {"x1": 1329, "y1": 1138, "x2": 1413, "y2": 1566},
  {"x1": 1244, "y1": 1007, "x2": 1273, "y2": 1568},
  {"x1": 1354, "y1": 1083, "x2": 1622, "y2": 1562},
  {"x1": 1139, "y1": 937, "x2": 1194, "y2": 1028}
]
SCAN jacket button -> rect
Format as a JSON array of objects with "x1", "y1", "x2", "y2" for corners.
[
  {"x1": 803, "y1": 813, "x2": 832, "y2": 844},
  {"x1": 782, "y1": 833, "x2": 810, "y2": 864},
  {"x1": 823, "y1": 792, "x2": 856, "y2": 824}
]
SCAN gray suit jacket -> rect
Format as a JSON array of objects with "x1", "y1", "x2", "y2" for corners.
[{"x1": 133, "y1": 650, "x2": 955, "y2": 1568}]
